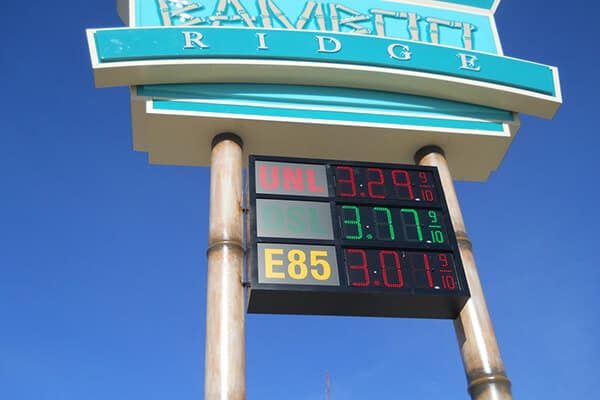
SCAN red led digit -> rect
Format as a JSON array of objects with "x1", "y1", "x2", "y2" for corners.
[
  {"x1": 438, "y1": 254, "x2": 449, "y2": 267},
  {"x1": 418, "y1": 171, "x2": 434, "y2": 201},
  {"x1": 421, "y1": 189, "x2": 434, "y2": 202},
  {"x1": 391, "y1": 169, "x2": 414, "y2": 200},
  {"x1": 336, "y1": 166, "x2": 356, "y2": 197},
  {"x1": 438, "y1": 254, "x2": 451, "y2": 272},
  {"x1": 366, "y1": 168, "x2": 385, "y2": 199},
  {"x1": 347, "y1": 249, "x2": 369, "y2": 287},
  {"x1": 422, "y1": 253, "x2": 434, "y2": 288},
  {"x1": 442, "y1": 275, "x2": 456, "y2": 290},
  {"x1": 379, "y1": 250, "x2": 404, "y2": 288}
]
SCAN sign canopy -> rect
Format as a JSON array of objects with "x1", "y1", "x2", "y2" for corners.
[{"x1": 87, "y1": 0, "x2": 560, "y2": 181}]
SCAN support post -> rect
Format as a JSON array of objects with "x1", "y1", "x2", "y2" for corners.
[
  {"x1": 205, "y1": 133, "x2": 245, "y2": 400},
  {"x1": 415, "y1": 146, "x2": 512, "y2": 400}
]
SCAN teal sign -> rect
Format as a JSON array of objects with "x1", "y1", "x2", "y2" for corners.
[
  {"x1": 94, "y1": 27, "x2": 556, "y2": 97},
  {"x1": 142, "y1": 0, "x2": 499, "y2": 53},
  {"x1": 90, "y1": 0, "x2": 561, "y2": 118}
]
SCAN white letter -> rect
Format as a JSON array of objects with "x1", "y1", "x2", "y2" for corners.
[
  {"x1": 462, "y1": 23, "x2": 475, "y2": 50},
  {"x1": 211, "y1": 0, "x2": 256, "y2": 27},
  {"x1": 256, "y1": 32, "x2": 269, "y2": 50},
  {"x1": 316, "y1": 36, "x2": 341, "y2": 53},
  {"x1": 182, "y1": 31, "x2": 209, "y2": 49},
  {"x1": 259, "y1": 0, "x2": 324, "y2": 30},
  {"x1": 388, "y1": 43, "x2": 411, "y2": 61},
  {"x1": 458, "y1": 53, "x2": 481, "y2": 71},
  {"x1": 371, "y1": 9, "x2": 420, "y2": 41},
  {"x1": 328, "y1": 4, "x2": 370, "y2": 34}
]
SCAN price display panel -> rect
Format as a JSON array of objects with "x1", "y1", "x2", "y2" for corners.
[{"x1": 247, "y1": 155, "x2": 470, "y2": 319}]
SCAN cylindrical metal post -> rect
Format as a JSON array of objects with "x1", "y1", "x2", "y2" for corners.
[
  {"x1": 205, "y1": 133, "x2": 245, "y2": 400},
  {"x1": 416, "y1": 146, "x2": 512, "y2": 400}
]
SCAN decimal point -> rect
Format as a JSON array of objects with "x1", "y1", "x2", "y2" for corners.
[
  {"x1": 374, "y1": 280, "x2": 381, "y2": 286},
  {"x1": 366, "y1": 234, "x2": 373, "y2": 239},
  {"x1": 360, "y1": 192, "x2": 366, "y2": 197}
]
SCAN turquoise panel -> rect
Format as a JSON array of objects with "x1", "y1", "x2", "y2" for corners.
[
  {"x1": 151, "y1": 97, "x2": 505, "y2": 132},
  {"x1": 137, "y1": 0, "x2": 161, "y2": 26},
  {"x1": 435, "y1": 0, "x2": 496, "y2": 9},
  {"x1": 136, "y1": 0, "x2": 498, "y2": 53},
  {"x1": 138, "y1": 83, "x2": 514, "y2": 121},
  {"x1": 94, "y1": 27, "x2": 556, "y2": 96}
]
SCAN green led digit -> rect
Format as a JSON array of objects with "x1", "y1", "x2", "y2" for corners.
[
  {"x1": 373, "y1": 207, "x2": 395, "y2": 241},
  {"x1": 342, "y1": 205, "x2": 363, "y2": 240},
  {"x1": 400, "y1": 208, "x2": 423, "y2": 242},
  {"x1": 428, "y1": 210, "x2": 438, "y2": 224},
  {"x1": 431, "y1": 230, "x2": 445, "y2": 243},
  {"x1": 427, "y1": 210, "x2": 444, "y2": 243}
]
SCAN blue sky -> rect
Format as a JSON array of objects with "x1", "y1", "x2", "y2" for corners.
[{"x1": 1, "y1": 1, "x2": 599, "y2": 399}]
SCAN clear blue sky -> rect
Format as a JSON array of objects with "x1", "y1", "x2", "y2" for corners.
[{"x1": 1, "y1": 1, "x2": 598, "y2": 399}]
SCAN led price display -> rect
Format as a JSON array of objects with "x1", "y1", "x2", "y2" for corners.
[
  {"x1": 334, "y1": 165, "x2": 438, "y2": 202},
  {"x1": 247, "y1": 156, "x2": 469, "y2": 319},
  {"x1": 339, "y1": 205, "x2": 448, "y2": 246},
  {"x1": 345, "y1": 249, "x2": 460, "y2": 291}
]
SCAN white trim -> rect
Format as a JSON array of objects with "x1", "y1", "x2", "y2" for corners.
[
  {"x1": 488, "y1": 12, "x2": 503, "y2": 56},
  {"x1": 146, "y1": 99, "x2": 512, "y2": 137},
  {"x1": 491, "y1": 0, "x2": 501, "y2": 14},
  {"x1": 117, "y1": 0, "x2": 136, "y2": 26},
  {"x1": 551, "y1": 66, "x2": 563, "y2": 105},
  {"x1": 144, "y1": 95, "x2": 514, "y2": 124},
  {"x1": 383, "y1": 0, "x2": 494, "y2": 15},
  {"x1": 86, "y1": 29, "x2": 100, "y2": 67}
]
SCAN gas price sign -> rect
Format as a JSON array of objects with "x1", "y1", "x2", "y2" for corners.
[{"x1": 247, "y1": 155, "x2": 470, "y2": 318}]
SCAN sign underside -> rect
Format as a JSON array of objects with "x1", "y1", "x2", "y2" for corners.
[{"x1": 131, "y1": 84, "x2": 518, "y2": 181}]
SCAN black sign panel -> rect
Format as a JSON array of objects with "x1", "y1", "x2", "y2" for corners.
[{"x1": 247, "y1": 155, "x2": 470, "y2": 318}]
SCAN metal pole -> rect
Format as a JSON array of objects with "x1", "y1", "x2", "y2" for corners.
[
  {"x1": 205, "y1": 133, "x2": 245, "y2": 400},
  {"x1": 415, "y1": 146, "x2": 512, "y2": 400}
]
